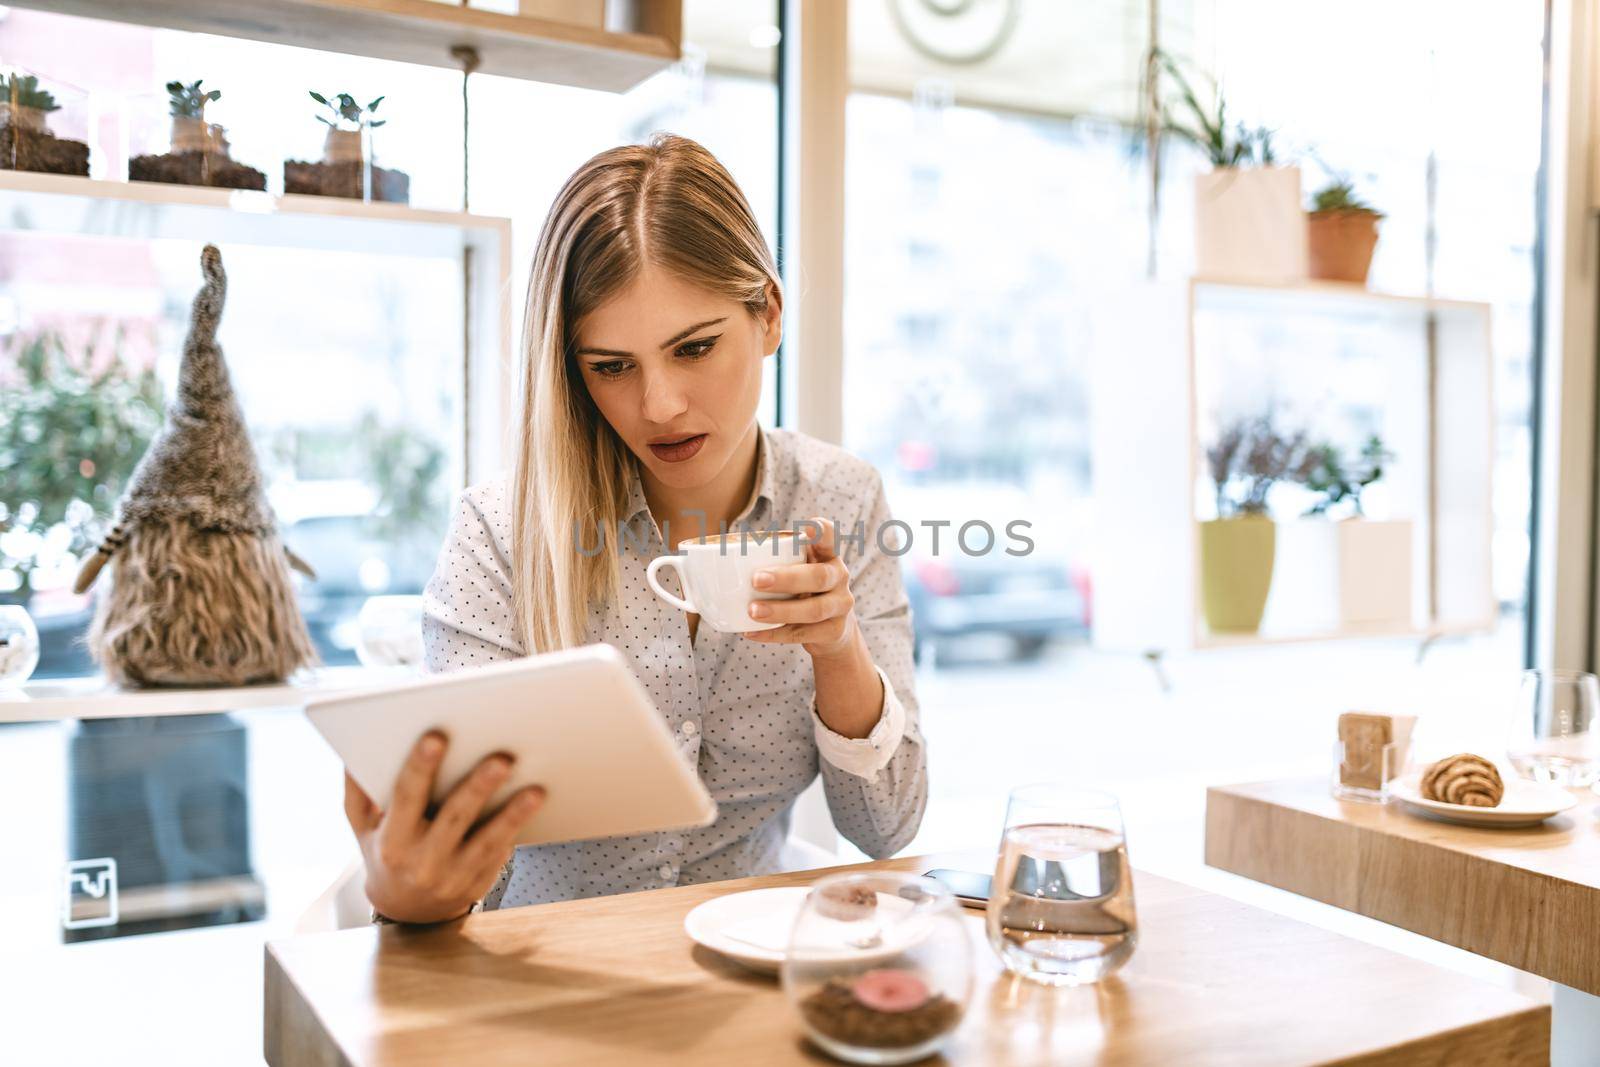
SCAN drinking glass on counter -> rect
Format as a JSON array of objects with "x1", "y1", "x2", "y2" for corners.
[
  {"x1": 1508, "y1": 669, "x2": 1600, "y2": 788},
  {"x1": 987, "y1": 784, "x2": 1137, "y2": 986}
]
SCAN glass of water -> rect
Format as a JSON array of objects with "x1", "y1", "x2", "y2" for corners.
[
  {"x1": 986, "y1": 784, "x2": 1136, "y2": 986},
  {"x1": 1508, "y1": 669, "x2": 1600, "y2": 787}
]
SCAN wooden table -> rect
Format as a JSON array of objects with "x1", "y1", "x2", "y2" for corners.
[
  {"x1": 265, "y1": 851, "x2": 1548, "y2": 1066},
  {"x1": 1207, "y1": 778, "x2": 1600, "y2": 1064}
]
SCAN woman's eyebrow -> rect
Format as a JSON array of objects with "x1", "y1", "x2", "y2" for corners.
[
  {"x1": 659, "y1": 317, "x2": 727, "y2": 348},
  {"x1": 574, "y1": 317, "x2": 728, "y2": 359}
]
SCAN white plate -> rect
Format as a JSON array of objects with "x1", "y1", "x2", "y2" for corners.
[
  {"x1": 683, "y1": 886, "x2": 921, "y2": 975},
  {"x1": 1391, "y1": 772, "x2": 1579, "y2": 827}
]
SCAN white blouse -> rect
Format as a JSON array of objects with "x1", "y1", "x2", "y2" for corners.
[{"x1": 420, "y1": 425, "x2": 928, "y2": 908}]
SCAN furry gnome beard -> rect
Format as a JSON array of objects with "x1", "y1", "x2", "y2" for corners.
[{"x1": 74, "y1": 243, "x2": 318, "y2": 686}]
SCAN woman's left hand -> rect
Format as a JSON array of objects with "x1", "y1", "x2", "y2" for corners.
[{"x1": 743, "y1": 517, "x2": 860, "y2": 660}]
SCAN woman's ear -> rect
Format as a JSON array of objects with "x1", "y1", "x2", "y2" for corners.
[{"x1": 760, "y1": 281, "x2": 783, "y2": 357}]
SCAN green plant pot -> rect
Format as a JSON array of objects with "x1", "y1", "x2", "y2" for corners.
[{"x1": 1199, "y1": 516, "x2": 1277, "y2": 634}]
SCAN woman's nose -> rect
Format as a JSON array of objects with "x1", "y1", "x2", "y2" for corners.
[{"x1": 640, "y1": 369, "x2": 689, "y2": 424}]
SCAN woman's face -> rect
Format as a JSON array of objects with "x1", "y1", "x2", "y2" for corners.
[{"x1": 573, "y1": 262, "x2": 781, "y2": 492}]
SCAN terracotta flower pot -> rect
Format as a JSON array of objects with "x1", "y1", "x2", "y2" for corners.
[
  {"x1": 1307, "y1": 210, "x2": 1382, "y2": 284},
  {"x1": 1199, "y1": 515, "x2": 1277, "y2": 634}
]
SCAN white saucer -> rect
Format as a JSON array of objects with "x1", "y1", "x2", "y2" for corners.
[
  {"x1": 1391, "y1": 772, "x2": 1579, "y2": 828},
  {"x1": 684, "y1": 886, "x2": 806, "y2": 974},
  {"x1": 683, "y1": 886, "x2": 920, "y2": 975}
]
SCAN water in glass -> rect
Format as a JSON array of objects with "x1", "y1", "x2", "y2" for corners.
[
  {"x1": 987, "y1": 822, "x2": 1136, "y2": 986},
  {"x1": 1509, "y1": 669, "x2": 1600, "y2": 787}
]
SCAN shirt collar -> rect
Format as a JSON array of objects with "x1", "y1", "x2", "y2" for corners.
[{"x1": 624, "y1": 424, "x2": 777, "y2": 530}]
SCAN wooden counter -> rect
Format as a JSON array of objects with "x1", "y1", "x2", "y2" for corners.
[
  {"x1": 265, "y1": 850, "x2": 1548, "y2": 1065},
  {"x1": 1205, "y1": 777, "x2": 1600, "y2": 994}
]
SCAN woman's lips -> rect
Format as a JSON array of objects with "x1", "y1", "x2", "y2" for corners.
[{"x1": 648, "y1": 433, "x2": 707, "y2": 463}]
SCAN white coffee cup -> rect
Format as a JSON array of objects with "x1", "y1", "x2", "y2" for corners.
[{"x1": 645, "y1": 530, "x2": 809, "y2": 633}]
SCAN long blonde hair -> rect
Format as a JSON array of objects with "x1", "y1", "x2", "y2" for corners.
[{"x1": 511, "y1": 134, "x2": 781, "y2": 654}]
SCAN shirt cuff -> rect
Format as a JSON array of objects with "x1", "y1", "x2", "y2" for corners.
[{"x1": 812, "y1": 664, "x2": 907, "y2": 778}]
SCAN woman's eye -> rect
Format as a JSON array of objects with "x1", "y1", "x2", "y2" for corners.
[
  {"x1": 590, "y1": 361, "x2": 629, "y2": 378},
  {"x1": 678, "y1": 337, "x2": 718, "y2": 358}
]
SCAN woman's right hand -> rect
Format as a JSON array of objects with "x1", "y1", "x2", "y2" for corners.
[{"x1": 343, "y1": 730, "x2": 546, "y2": 924}]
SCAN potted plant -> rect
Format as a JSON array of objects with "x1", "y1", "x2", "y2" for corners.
[
  {"x1": 167, "y1": 78, "x2": 220, "y2": 153},
  {"x1": 1200, "y1": 415, "x2": 1305, "y2": 633},
  {"x1": 284, "y1": 91, "x2": 409, "y2": 203},
  {"x1": 1295, "y1": 435, "x2": 1412, "y2": 629},
  {"x1": 0, "y1": 70, "x2": 88, "y2": 175},
  {"x1": 1157, "y1": 52, "x2": 1305, "y2": 284},
  {"x1": 0, "y1": 71, "x2": 54, "y2": 134},
  {"x1": 1307, "y1": 177, "x2": 1384, "y2": 284},
  {"x1": 128, "y1": 79, "x2": 266, "y2": 190}
]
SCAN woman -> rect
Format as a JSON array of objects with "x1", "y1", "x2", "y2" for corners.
[{"x1": 343, "y1": 134, "x2": 927, "y2": 924}]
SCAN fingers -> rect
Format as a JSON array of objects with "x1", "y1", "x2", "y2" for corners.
[
  {"x1": 343, "y1": 771, "x2": 380, "y2": 834},
  {"x1": 386, "y1": 731, "x2": 446, "y2": 839},
  {"x1": 797, "y1": 517, "x2": 837, "y2": 561},
  {"x1": 461, "y1": 786, "x2": 546, "y2": 872},
  {"x1": 751, "y1": 559, "x2": 841, "y2": 596},
  {"x1": 424, "y1": 752, "x2": 514, "y2": 854},
  {"x1": 744, "y1": 620, "x2": 839, "y2": 645},
  {"x1": 750, "y1": 586, "x2": 851, "y2": 626}
]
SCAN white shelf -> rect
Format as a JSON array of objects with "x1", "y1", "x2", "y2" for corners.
[
  {"x1": 1191, "y1": 277, "x2": 1492, "y2": 321},
  {"x1": 7, "y1": 0, "x2": 681, "y2": 93},
  {"x1": 0, "y1": 664, "x2": 419, "y2": 723},
  {"x1": 0, "y1": 167, "x2": 516, "y2": 485},
  {"x1": 1194, "y1": 620, "x2": 1483, "y2": 651},
  {"x1": 0, "y1": 169, "x2": 511, "y2": 256},
  {"x1": 1089, "y1": 277, "x2": 1497, "y2": 656}
]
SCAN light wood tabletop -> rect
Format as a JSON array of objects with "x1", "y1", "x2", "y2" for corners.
[
  {"x1": 1205, "y1": 778, "x2": 1600, "y2": 993},
  {"x1": 264, "y1": 850, "x2": 1548, "y2": 1066}
]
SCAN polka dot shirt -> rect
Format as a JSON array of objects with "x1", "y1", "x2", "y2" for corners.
[{"x1": 420, "y1": 425, "x2": 928, "y2": 910}]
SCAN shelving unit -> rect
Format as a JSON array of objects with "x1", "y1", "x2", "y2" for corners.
[
  {"x1": 6, "y1": 0, "x2": 682, "y2": 92},
  {"x1": 0, "y1": 168, "x2": 514, "y2": 484},
  {"x1": 1089, "y1": 277, "x2": 1496, "y2": 655},
  {"x1": 0, "y1": 664, "x2": 419, "y2": 723}
]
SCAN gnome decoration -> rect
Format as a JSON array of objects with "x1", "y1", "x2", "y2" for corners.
[{"x1": 74, "y1": 244, "x2": 319, "y2": 687}]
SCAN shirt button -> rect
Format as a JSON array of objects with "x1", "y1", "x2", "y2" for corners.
[
  {"x1": 658, "y1": 864, "x2": 675, "y2": 880},
  {"x1": 681, "y1": 720, "x2": 698, "y2": 737}
]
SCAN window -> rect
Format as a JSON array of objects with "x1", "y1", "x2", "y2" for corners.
[
  {"x1": 841, "y1": 1, "x2": 1545, "y2": 885},
  {"x1": 0, "y1": 4, "x2": 778, "y2": 1062}
]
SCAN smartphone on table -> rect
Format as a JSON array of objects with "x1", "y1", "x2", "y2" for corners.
[{"x1": 922, "y1": 868, "x2": 992, "y2": 908}]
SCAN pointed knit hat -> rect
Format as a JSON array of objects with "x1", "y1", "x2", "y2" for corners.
[{"x1": 116, "y1": 243, "x2": 275, "y2": 533}]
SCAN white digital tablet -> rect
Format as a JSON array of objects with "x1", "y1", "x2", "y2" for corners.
[{"x1": 304, "y1": 643, "x2": 718, "y2": 847}]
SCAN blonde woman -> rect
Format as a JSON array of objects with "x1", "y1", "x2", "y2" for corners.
[{"x1": 342, "y1": 134, "x2": 927, "y2": 924}]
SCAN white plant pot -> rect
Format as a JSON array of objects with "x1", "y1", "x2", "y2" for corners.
[
  {"x1": 323, "y1": 127, "x2": 364, "y2": 165},
  {"x1": 1193, "y1": 165, "x2": 1307, "y2": 284},
  {"x1": 1262, "y1": 517, "x2": 1414, "y2": 633}
]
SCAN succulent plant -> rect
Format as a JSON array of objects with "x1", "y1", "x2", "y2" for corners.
[
  {"x1": 1311, "y1": 178, "x2": 1382, "y2": 216},
  {"x1": 0, "y1": 73, "x2": 59, "y2": 114},
  {"x1": 310, "y1": 91, "x2": 387, "y2": 131},
  {"x1": 166, "y1": 79, "x2": 221, "y2": 120}
]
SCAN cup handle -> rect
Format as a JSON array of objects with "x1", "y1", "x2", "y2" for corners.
[{"x1": 645, "y1": 555, "x2": 697, "y2": 614}]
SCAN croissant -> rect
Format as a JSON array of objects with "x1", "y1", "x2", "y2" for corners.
[{"x1": 1420, "y1": 754, "x2": 1504, "y2": 807}]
